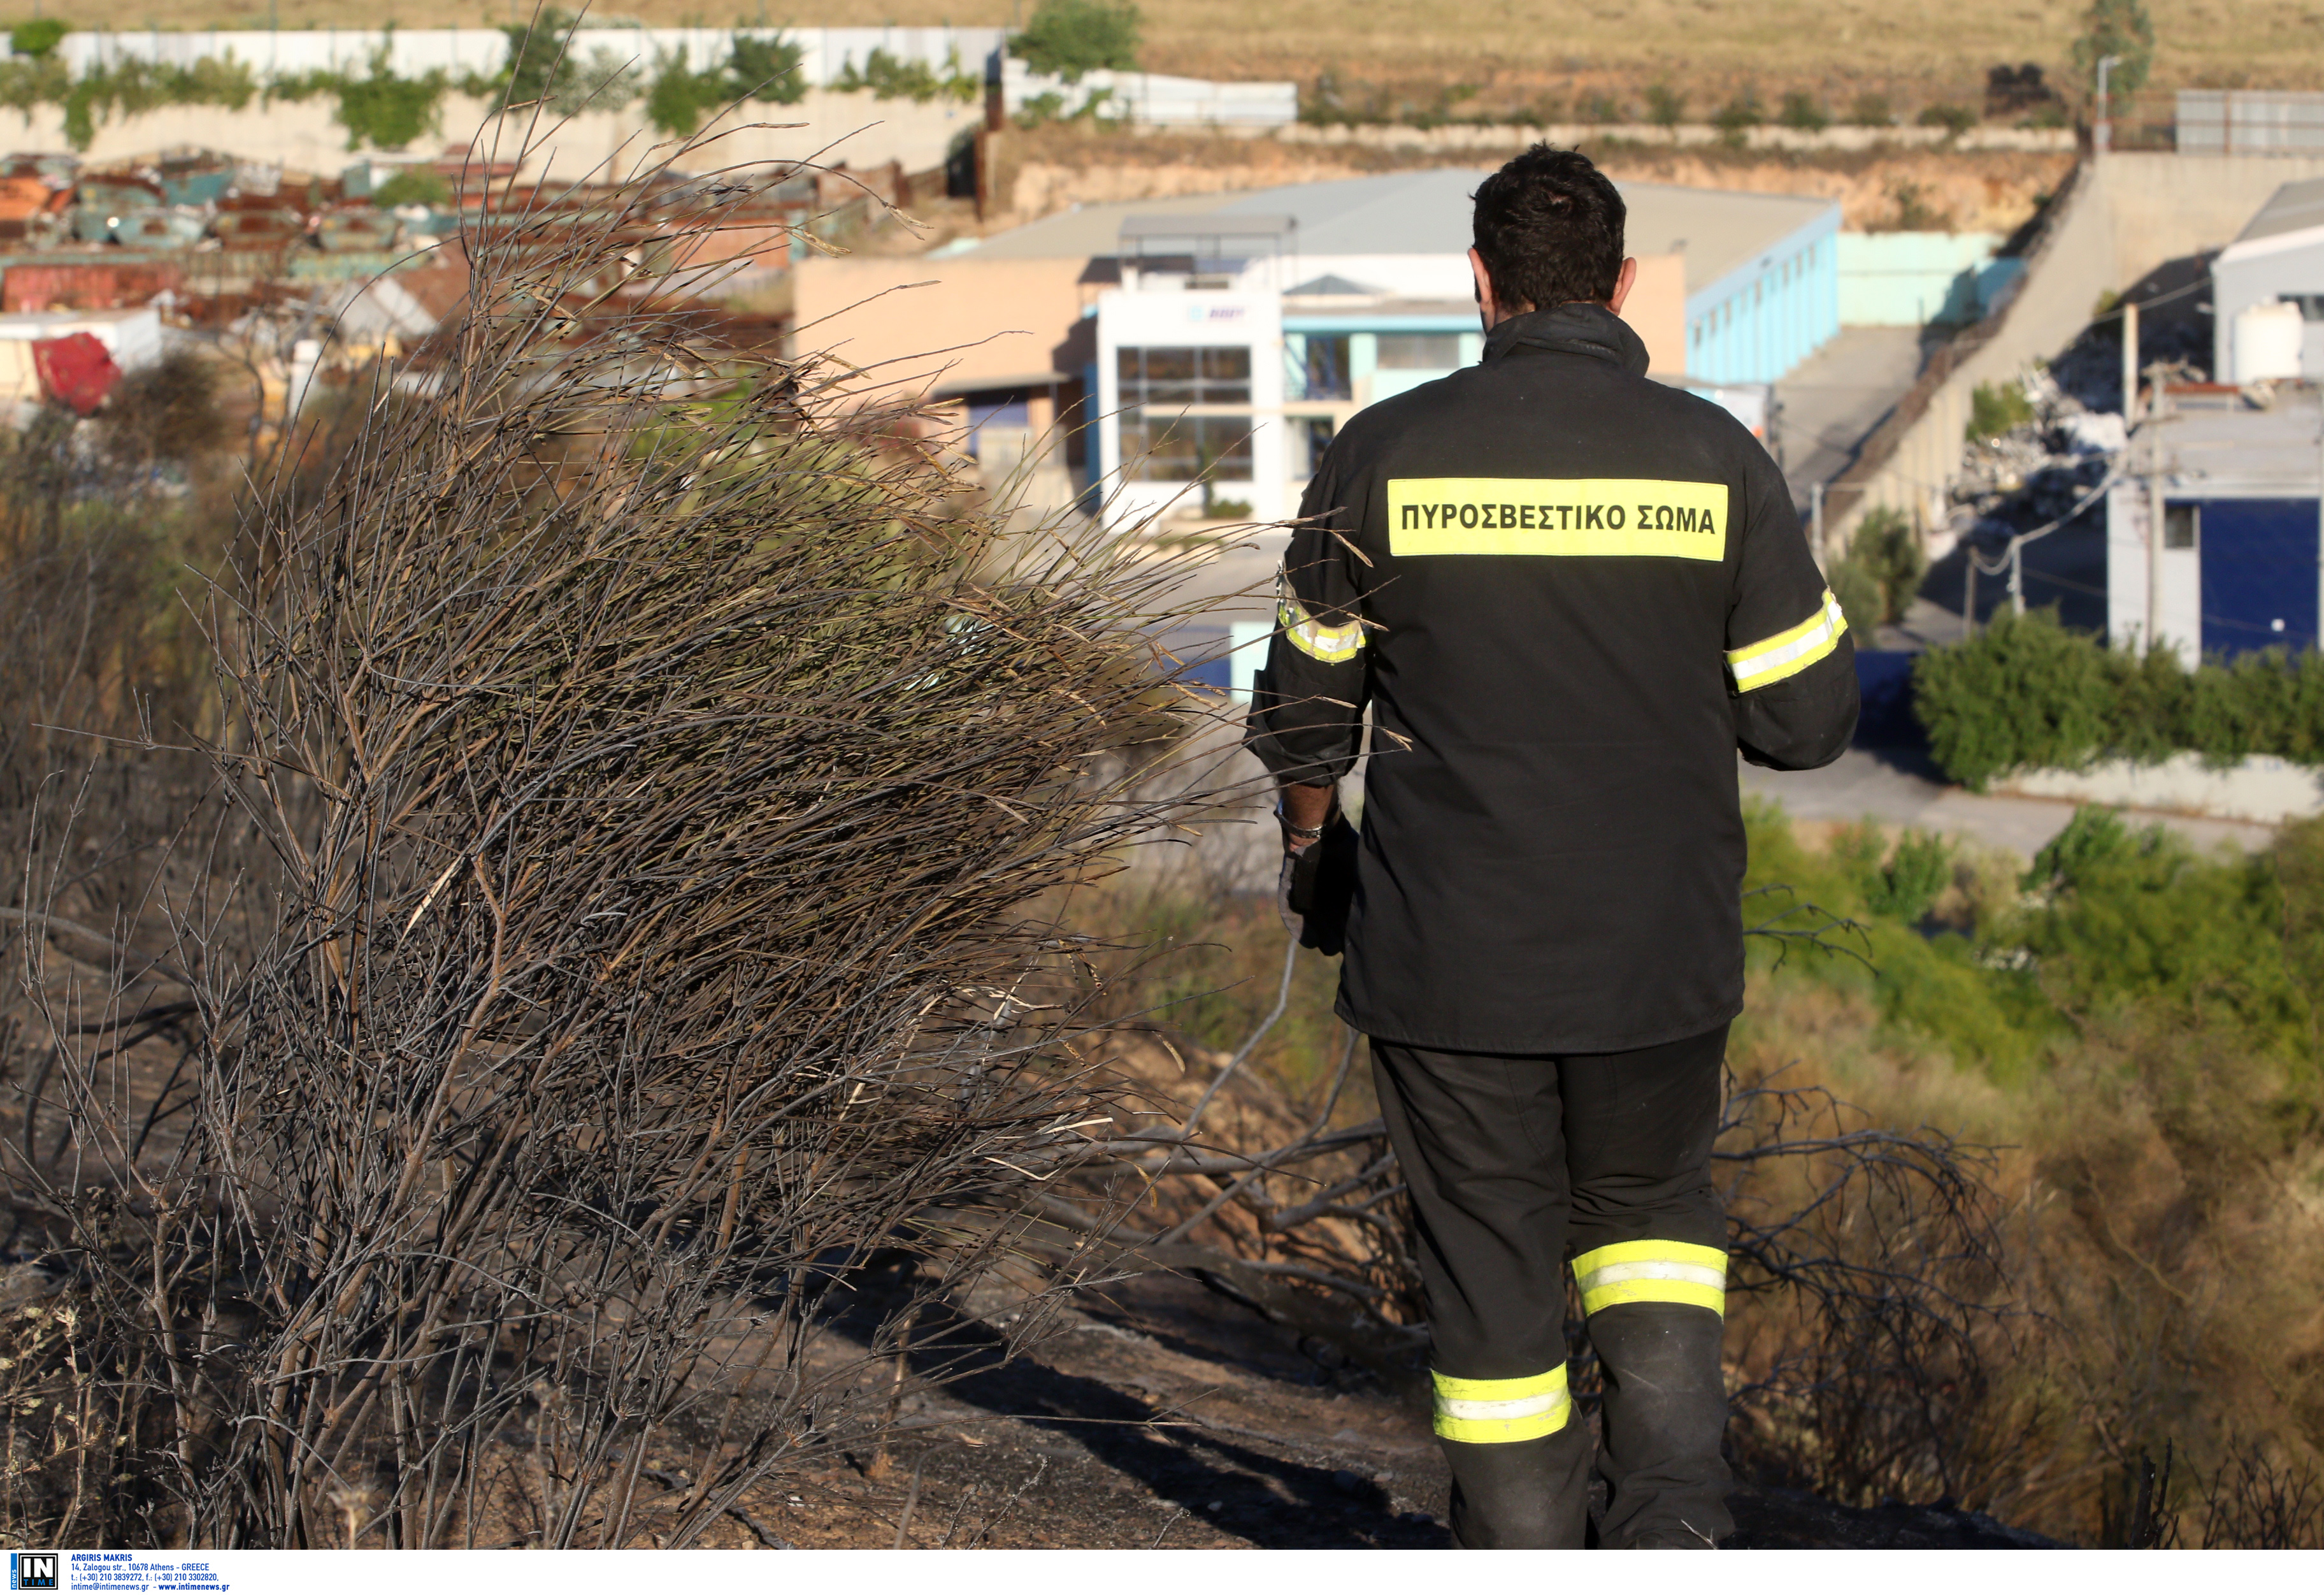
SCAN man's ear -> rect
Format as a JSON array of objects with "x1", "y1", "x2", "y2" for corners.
[
  {"x1": 1468, "y1": 247, "x2": 1498, "y2": 328},
  {"x1": 1606, "y1": 256, "x2": 1639, "y2": 315}
]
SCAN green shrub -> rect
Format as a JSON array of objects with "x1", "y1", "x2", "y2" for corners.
[
  {"x1": 727, "y1": 31, "x2": 808, "y2": 105},
  {"x1": 9, "y1": 18, "x2": 64, "y2": 57},
  {"x1": 831, "y1": 46, "x2": 978, "y2": 105},
  {"x1": 1827, "y1": 504, "x2": 1923, "y2": 632},
  {"x1": 2072, "y1": 0, "x2": 2155, "y2": 97},
  {"x1": 371, "y1": 166, "x2": 450, "y2": 208},
  {"x1": 1872, "y1": 830, "x2": 1953, "y2": 920},
  {"x1": 1644, "y1": 83, "x2": 1684, "y2": 129},
  {"x1": 1911, "y1": 609, "x2": 2324, "y2": 787},
  {"x1": 644, "y1": 46, "x2": 729, "y2": 136},
  {"x1": 1778, "y1": 90, "x2": 1828, "y2": 132},
  {"x1": 1848, "y1": 91, "x2": 1893, "y2": 126},
  {"x1": 1828, "y1": 556, "x2": 1885, "y2": 637},
  {"x1": 1859, "y1": 505, "x2": 1924, "y2": 623},
  {"x1": 332, "y1": 50, "x2": 447, "y2": 151},
  {"x1": 1010, "y1": 0, "x2": 1141, "y2": 82},
  {"x1": 1916, "y1": 101, "x2": 1977, "y2": 136},
  {"x1": 494, "y1": 7, "x2": 580, "y2": 112},
  {"x1": 1912, "y1": 610, "x2": 2113, "y2": 788},
  {"x1": 1965, "y1": 379, "x2": 2034, "y2": 441},
  {"x1": 60, "y1": 55, "x2": 260, "y2": 149},
  {"x1": 1714, "y1": 89, "x2": 1764, "y2": 143}
]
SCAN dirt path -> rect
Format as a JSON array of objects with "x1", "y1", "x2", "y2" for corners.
[{"x1": 758, "y1": 1269, "x2": 2051, "y2": 1550}]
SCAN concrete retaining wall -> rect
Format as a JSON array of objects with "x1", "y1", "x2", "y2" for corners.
[
  {"x1": 1998, "y1": 752, "x2": 2324, "y2": 825},
  {"x1": 1825, "y1": 152, "x2": 2324, "y2": 552},
  {"x1": 0, "y1": 89, "x2": 981, "y2": 183}
]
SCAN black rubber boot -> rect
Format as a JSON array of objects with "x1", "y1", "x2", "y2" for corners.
[
  {"x1": 1442, "y1": 1421, "x2": 1595, "y2": 1548},
  {"x1": 1588, "y1": 1303, "x2": 1733, "y2": 1548}
]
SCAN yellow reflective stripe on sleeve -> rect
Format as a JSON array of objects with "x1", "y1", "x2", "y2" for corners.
[
  {"x1": 1388, "y1": 477, "x2": 1728, "y2": 560},
  {"x1": 1431, "y1": 1364, "x2": 1572, "y2": 1444},
  {"x1": 1277, "y1": 594, "x2": 1366, "y2": 664},
  {"x1": 1726, "y1": 588, "x2": 1847, "y2": 691},
  {"x1": 1572, "y1": 1240, "x2": 1728, "y2": 1318}
]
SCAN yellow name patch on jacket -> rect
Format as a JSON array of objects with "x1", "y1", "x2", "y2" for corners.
[{"x1": 1387, "y1": 477, "x2": 1728, "y2": 560}]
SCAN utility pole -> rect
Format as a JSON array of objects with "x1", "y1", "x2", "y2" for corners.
[
  {"x1": 1809, "y1": 480, "x2": 1825, "y2": 565},
  {"x1": 2010, "y1": 537, "x2": 2025, "y2": 617},
  {"x1": 2144, "y1": 362, "x2": 2168, "y2": 656},
  {"x1": 2096, "y1": 55, "x2": 2122, "y2": 158},
  {"x1": 1963, "y1": 541, "x2": 1976, "y2": 640},
  {"x1": 2121, "y1": 296, "x2": 2140, "y2": 424}
]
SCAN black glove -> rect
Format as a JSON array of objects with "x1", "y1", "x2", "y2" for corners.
[{"x1": 1275, "y1": 815, "x2": 1359, "y2": 956}]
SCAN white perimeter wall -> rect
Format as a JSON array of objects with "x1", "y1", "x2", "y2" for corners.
[{"x1": 0, "y1": 89, "x2": 982, "y2": 182}]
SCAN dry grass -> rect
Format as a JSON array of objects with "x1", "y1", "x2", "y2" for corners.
[
  {"x1": 1730, "y1": 969, "x2": 2324, "y2": 1545},
  {"x1": 45, "y1": 1, "x2": 2324, "y2": 104},
  {"x1": 0, "y1": 112, "x2": 1262, "y2": 1546}
]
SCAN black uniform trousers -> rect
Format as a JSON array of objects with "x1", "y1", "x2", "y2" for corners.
[{"x1": 1371, "y1": 1023, "x2": 1733, "y2": 1548}]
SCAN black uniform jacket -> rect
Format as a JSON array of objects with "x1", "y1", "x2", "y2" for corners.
[{"x1": 1247, "y1": 301, "x2": 1859, "y2": 1055}]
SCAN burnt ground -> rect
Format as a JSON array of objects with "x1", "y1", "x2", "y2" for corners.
[{"x1": 759, "y1": 1269, "x2": 2056, "y2": 1550}]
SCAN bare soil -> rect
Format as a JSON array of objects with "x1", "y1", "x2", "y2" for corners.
[
  {"x1": 991, "y1": 126, "x2": 2073, "y2": 235},
  {"x1": 743, "y1": 1267, "x2": 2054, "y2": 1550}
]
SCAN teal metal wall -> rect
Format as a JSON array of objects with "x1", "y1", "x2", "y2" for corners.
[
  {"x1": 1836, "y1": 232, "x2": 2023, "y2": 326},
  {"x1": 1683, "y1": 205, "x2": 1842, "y2": 385}
]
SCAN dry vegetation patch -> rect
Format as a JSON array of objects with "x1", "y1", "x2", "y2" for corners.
[{"x1": 996, "y1": 126, "x2": 2069, "y2": 235}]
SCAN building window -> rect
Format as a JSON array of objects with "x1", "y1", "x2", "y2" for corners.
[
  {"x1": 963, "y1": 395, "x2": 1028, "y2": 460},
  {"x1": 2164, "y1": 503, "x2": 2200, "y2": 549},
  {"x1": 1303, "y1": 335, "x2": 1352, "y2": 400},
  {"x1": 1118, "y1": 345, "x2": 1253, "y2": 482},
  {"x1": 1118, "y1": 345, "x2": 1251, "y2": 407},
  {"x1": 1375, "y1": 333, "x2": 1463, "y2": 369},
  {"x1": 1302, "y1": 416, "x2": 1337, "y2": 475}
]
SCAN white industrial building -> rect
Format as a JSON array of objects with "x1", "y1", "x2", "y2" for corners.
[
  {"x1": 2211, "y1": 178, "x2": 2324, "y2": 383},
  {"x1": 2107, "y1": 391, "x2": 2324, "y2": 661},
  {"x1": 1075, "y1": 170, "x2": 1840, "y2": 527}
]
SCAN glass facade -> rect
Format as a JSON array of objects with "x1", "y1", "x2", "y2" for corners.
[
  {"x1": 1117, "y1": 345, "x2": 1254, "y2": 481},
  {"x1": 1375, "y1": 333, "x2": 1463, "y2": 369}
]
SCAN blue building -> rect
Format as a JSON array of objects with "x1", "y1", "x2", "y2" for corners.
[
  {"x1": 1675, "y1": 191, "x2": 1843, "y2": 384},
  {"x1": 2107, "y1": 391, "x2": 2324, "y2": 660}
]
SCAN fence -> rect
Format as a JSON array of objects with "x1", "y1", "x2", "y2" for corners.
[
  {"x1": 55, "y1": 27, "x2": 1008, "y2": 88},
  {"x1": 49, "y1": 27, "x2": 1300, "y2": 130},
  {"x1": 993, "y1": 57, "x2": 1298, "y2": 126},
  {"x1": 2177, "y1": 91, "x2": 2324, "y2": 156}
]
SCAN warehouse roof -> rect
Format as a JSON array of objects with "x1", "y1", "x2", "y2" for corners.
[
  {"x1": 2217, "y1": 177, "x2": 2324, "y2": 266},
  {"x1": 2233, "y1": 177, "x2": 2324, "y2": 246},
  {"x1": 949, "y1": 169, "x2": 1836, "y2": 296},
  {"x1": 2148, "y1": 389, "x2": 2324, "y2": 495}
]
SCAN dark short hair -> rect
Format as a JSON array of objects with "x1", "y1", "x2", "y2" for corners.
[{"x1": 1470, "y1": 145, "x2": 1627, "y2": 312}]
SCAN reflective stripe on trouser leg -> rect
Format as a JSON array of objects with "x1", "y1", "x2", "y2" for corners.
[
  {"x1": 1572, "y1": 1240, "x2": 1727, "y2": 1317},
  {"x1": 1432, "y1": 1364, "x2": 1571, "y2": 1444}
]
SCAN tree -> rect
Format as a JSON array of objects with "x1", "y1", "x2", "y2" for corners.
[
  {"x1": 2072, "y1": 0, "x2": 2155, "y2": 98},
  {"x1": 1644, "y1": 83, "x2": 1685, "y2": 133},
  {"x1": 8, "y1": 18, "x2": 66, "y2": 57},
  {"x1": 1010, "y1": 0, "x2": 1140, "y2": 83},
  {"x1": 1779, "y1": 91, "x2": 1830, "y2": 133},
  {"x1": 727, "y1": 31, "x2": 808, "y2": 105}
]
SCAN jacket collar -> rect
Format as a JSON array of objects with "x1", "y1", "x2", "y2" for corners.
[{"x1": 1481, "y1": 301, "x2": 1651, "y2": 377}]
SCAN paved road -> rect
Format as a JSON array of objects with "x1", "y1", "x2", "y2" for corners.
[
  {"x1": 1742, "y1": 746, "x2": 2276, "y2": 857},
  {"x1": 1773, "y1": 326, "x2": 1930, "y2": 512}
]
